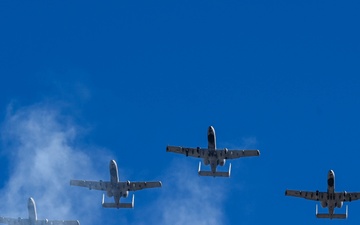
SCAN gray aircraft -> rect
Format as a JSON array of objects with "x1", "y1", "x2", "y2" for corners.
[
  {"x1": 0, "y1": 197, "x2": 79, "y2": 225},
  {"x1": 285, "y1": 170, "x2": 360, "y2": 219},
  {"x1": 70, "y1": 160, "x2": 162, "y2": 208},
  {"x1": 166, "y1": 126, "x2": 260, "y2": 177}
]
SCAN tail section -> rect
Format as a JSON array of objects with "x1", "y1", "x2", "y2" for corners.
[
  {"x1": 316, "y1": 204, "x2": 348, "y2": 219},
  {"x1": 102, "y1": 194, "x2": 134, "y2": 209},
  {"x1": 198, "y1": 162, "x2": 231, "y2": 177}
]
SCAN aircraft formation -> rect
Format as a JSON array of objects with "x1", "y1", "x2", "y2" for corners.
[{"x1": 0, "y1": 125, "x2": 359, "y2": 224}]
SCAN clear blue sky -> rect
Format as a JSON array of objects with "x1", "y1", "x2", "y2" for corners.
[{"x1": 0, "y1": 1, "x2": 360, "y2": 225}]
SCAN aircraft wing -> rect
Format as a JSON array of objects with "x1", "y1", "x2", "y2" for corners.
[
  {"x1": 36, "y1": 220, "x2": 80, "y2": 225},
  {"x1": 127, "y1": 181, "x2": 162, "y2": 191},
  {"x1": 343, "y1": 192, "x2": 360, "y2": 202},
  {"x1": 285, "y1": 190, "x2": 327, "y2": 201},
  {"x1": 218, "y1": 149, "x2": 260, "y2": 159},
  {"x1": 166, "y1": 146, "x2": 206, "y2": 158},
  {"x1": 70, "y1": 180, "x2": 110, "y2": 191},
  {"x1": 0, "y1": 217, "x2": 29, "y2": 225}
]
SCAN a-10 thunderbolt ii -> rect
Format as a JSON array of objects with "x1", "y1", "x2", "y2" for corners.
[
  {"x1": 0, "y1": 197, "x2": 79, "y2": 225},
  {"x1": 285, "y1": 170, "x2": 360, "y2": 219},
  {"x1": 70, "y1": 159, "x2": 162, "y2": 208},
  {"x1": 166, "y1": 126, "x2": 260, "y2": 177}
]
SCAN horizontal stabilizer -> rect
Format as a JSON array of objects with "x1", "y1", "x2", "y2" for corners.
[
  {"x1": 316, "y1": 204, "x2": 348, "y2": 219},
  {"x1": 197, "y1": 162, "x2": 231, "y2": 177},
  {"x1": 102, "y1": 194, "x2": 134, "y2": 209}
]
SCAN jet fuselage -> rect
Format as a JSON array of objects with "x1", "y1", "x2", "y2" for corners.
[
  {"x1": 322, "y1": 170, "x2": 344, "y2": 218},
  {"x1": 107, "y1": 160, "x2": 129, "y2": 204},
  {"x1": 27, "y1": 198, "x2": 37, "y2": 225},
  {"x1": 205, "y1": 126, "x2": 226, "y2": 173}
]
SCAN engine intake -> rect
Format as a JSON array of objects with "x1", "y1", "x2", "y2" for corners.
[
  {"x1": 336, "y1": 201, "x2": 343, "y2": 208},
  {"x1": 203, "y1": 158, "x2": 210, "y2": 165},
  {"x1": 219, "y1": 159, "x2": 226, "y2": 166},
  {"x1": 107, "y1": 190, "x2": 113, "y2": 197},
  {"x1": 122, "y1": 191, "x2": 129, "y2": 198},
  {"x1": 321, "y1": 201, "x2": 328, "y2": 208}
]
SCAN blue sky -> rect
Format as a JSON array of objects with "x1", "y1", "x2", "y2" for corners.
[{"x1": 0, "y1": 1, "x2": 360, "y2": 224}]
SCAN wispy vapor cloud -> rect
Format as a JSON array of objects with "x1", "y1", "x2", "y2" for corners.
[
  {"x1": 0, "y1": 104, "x2": 228, "y2": 225},
  {"x1": 132, "y1": 159, "x2": 227, "y2": 225},
  {"x1": 0, "y1": 104, "x2": 109, "y2": 224}
]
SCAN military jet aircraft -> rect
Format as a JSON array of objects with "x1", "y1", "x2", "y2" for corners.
[
  {"x1": 70, "y1": 160, "x2": 162, "y2": 208},
  {"x1": 285, "y1": 170, "x2": 360, "y2": 219},
  {"x1": 166, "y1": 126, "x2": 260, "y2": 177},
  {"x1": 0, "y1": 197, "x2": 79, "y2": 225}
]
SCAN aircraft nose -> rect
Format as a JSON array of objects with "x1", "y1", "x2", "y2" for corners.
[
  {"x1": 208, "y1": 126, "x2": 214, "y2": 133},
  {"x1": 328, "y1": 170, "x2": 334, "y2": 176},
  {"x1": 28, "y1": 197, "x2": 35, "y2": 207},
  {"x1": 110, "y1": 160, "x2": 117, "y2": 168}
]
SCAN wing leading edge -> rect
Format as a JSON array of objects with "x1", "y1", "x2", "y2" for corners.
[
  {"x1": 0, "y1": 217, "x2": 79, "y2": 225},
  {"x1": 285, "y1": 190, "x2": 360, "y2": 202},
  {"x1": 166, "y1": 146, "x2": 204, "y2": 157},
  {"x1": 128, "y1": 181, "x2": 162, "y2": 191},
  {"x1": 0, "y1": 217, "x2": 28, "y2": 225},
  {"x1": 285, "y1": 190, "x2": 324, "y2": 201},
  {"x1": 36, "y1": 220, "x2": 80, "y2": 225},
  {"x1": 70, "y1": 180, "x2": 162, "y2": 192},
  {"x1": 166, "y1": 146, "x2": 260, "y2": 159},
  {"x1": 70, "y1": 180, "x2": 109, "y2": 191},
  {"x1": 219, "y1": 149, "x2": 260, "y2": 159}
]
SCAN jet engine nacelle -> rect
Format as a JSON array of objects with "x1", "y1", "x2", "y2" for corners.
[
  {"x1": 107, "y1": 190, "x2": 113, "y2": 197},
  {"x1": 123, "y1": 191, "x2": 129, "y2": 198},
  {"x1": 219, "y1": 159, "x2": 226, "y2": 166},
  {"x1": 336, "y1": 201, "x2": 343, "y2": 208},
  {"x1": 321, "y1": 201, "x2": 328, "y2": 208},
  {"x1": 203, "y1": 158, "x2": 210, "y2": 165}
]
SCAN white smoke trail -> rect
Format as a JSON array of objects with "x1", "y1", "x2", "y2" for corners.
[
  {"x1": 130, "y1": 158, "x2": 227, "y2": 225},
  {"x1": 0, "y1": 104, "x2": 110, "y2": 224},
  {"x1": 0, "y1": 103, "x2": 228, "y2": 225}
]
